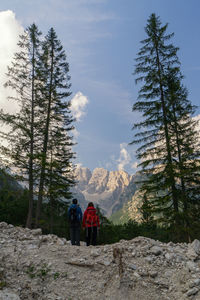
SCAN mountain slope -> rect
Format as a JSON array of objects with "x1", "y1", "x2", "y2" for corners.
[
  {"x1": 72, "y1": 167, "x2": 137, "y2": 216},
  {"x1": 0, "y1": 169, "x2": 22, "y2": 191}
]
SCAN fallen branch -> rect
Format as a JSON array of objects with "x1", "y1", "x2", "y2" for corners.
[{"x1": 65, "y1": 261, "x2": 95, "y2": 268}]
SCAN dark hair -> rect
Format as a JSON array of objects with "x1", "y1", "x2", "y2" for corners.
[
  {"x1": 72, "y1": 198, "x2": 78, "y2": 204},
  {"x1": 88, "y1": 202, "x2": 94, "y2": 207}
]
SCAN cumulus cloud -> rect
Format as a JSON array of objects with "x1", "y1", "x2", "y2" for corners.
[
  {"x1": 0, "y1": 10, "x2": 24, "y2": 114},
  {"x1": 131, "y1": 162, "x2": 138, "y2": 169},
  {"x1": 70, "y1": 91, "x2": 89, "y2": 122},
  {"x1": 106, "y1": 143, "x2": 138, "y2": 173},
  {"x1": 72, "y1": 128, "x2": 80, "y2": 138},
  {"x1": 117, "y1": 143, "x2": 131, "y2": 171}
]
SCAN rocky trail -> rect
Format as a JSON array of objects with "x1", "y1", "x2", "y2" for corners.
[{"x1": 0, "y1": 222, "x2": 200, "y2": 300}]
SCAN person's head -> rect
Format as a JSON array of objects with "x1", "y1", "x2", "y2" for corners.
[
  {"x1": 88, "y1": 202, "x2": 94, "y2": 208},
  {"x1": 72, "y1": 198, "x2": 78, "y2": 205}
]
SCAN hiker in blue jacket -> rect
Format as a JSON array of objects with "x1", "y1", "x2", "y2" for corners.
[{"x1": 68, "y1": 198, "x2": 82, "y2": 246}]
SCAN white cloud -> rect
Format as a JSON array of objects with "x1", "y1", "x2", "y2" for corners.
[
  {"x1": 117, "y1": 143, "x2": 131, "y2": 171},
  {"x1": 70, "y1": 91, "x2": 89, "y2": 122},
  {"x1": 0, "y1": 10, "x2": 24, "y2": 150},
  {"x1": 131, "y1": 162, "x2": 138, "y2": 169},
  {"x1": 0, "y1": 10, "x2": 24, "y2": 114},
  {"x1": 72, "y1": 128, "x2": 80, "y2": 139}
]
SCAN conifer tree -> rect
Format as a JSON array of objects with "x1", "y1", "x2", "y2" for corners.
[
  {"x1": 131, "y1": 14, "x2": 200, "y2": 232},
  {"x1": 0, "y1": 24, "x2": 42, "y2": 228},
  {"x1": 165, "y1": 69, "x2": 200, "y2": 235},
  {"x1": 35, "y1": 28, "x2": 75, "y2": 226},
  {"x1": 0, "y1": 25, "x2": 76, "y2": 229}
]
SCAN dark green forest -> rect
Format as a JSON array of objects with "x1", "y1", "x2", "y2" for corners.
[{"x1": 0, "y1": 14, "x2": 200, "y2": 245}]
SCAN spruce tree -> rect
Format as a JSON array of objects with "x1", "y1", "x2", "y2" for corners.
[
  {"x1": 35, "y1": 28, "x2": 75, "y2": 227},
  {"x1": 0, "y1": 25, "x2": 76, "y2": 229},
  {"x1": 165, "y1": 69, "x2": 200, "y2": 237},
  {"x1": 131, "y1": 13, "x2": 200, "y2": 233},
  {"x1": 0, "y1": 24, "x2": 42, "y2": 228}
]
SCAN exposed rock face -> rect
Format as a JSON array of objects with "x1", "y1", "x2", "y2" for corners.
[
  {"x1": 72, "y1": 167, "x2": 136, "y2": 216},
  {"x1": 1, "y1": 222, "x2": 200, "y2": 299},
  {"x1": 74, "y1": 167, "x2": 92, "y2": 191},
  {"x1": 86, "y1": 168, "x2": 109, "y2": 194}
]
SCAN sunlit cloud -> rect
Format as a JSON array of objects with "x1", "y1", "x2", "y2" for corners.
[
  {"x1": 72, "y1": 128, "x2": 80, "y2": 138},
  {"x1": 0, "y1": 10, "x2": 24, "y2": 150},
  {"x1": 70, "y1": 92, "x2": 89, "y2": 142},
  {"x1": 131, "y1": 162, "x2": 138, "y2": 169},
  {"x1": 117, "y1": 143, "x2": 131, "y2": 171},
  {"x1": 0, "y1": 10, "x2": 24, "y2": 114},
  {"x1": 70, "y1": 91, "x2": 89, "y2": 122}
]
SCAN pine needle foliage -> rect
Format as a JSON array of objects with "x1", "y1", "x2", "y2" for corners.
[
  {"x1": 0, "y1": 25, "x2": 76, "y2": 229},
  {"x1": 131, "y1": 14, "x2": 200, "y2": 235},
  {"x1": 35, "y1": 28, "x2": 75, "y2": 227}
]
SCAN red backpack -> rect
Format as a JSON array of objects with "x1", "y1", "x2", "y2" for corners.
[{"x1": 86, "y1": 210, "x2": 98, "y2": 226}]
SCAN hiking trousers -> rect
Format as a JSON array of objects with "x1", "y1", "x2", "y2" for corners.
[
  {"x1": 86, "y1": 226, "x2": 97, "y2": 246},
  {"x1": 70, "y1": 225, "x2": 80, "y2": 246}
]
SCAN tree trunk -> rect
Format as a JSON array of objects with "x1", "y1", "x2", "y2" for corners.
[
  {"x1": 35, "y1": 43, "x2": 54, "y2": 227},
  {"x1": 155, "y1": 43, "x2": 178, "y2": 214},
  {"x1": 26, "y1": 42, "x2": 35, "y2": 229}
]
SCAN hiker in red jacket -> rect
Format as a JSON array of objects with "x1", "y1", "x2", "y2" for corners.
[{"x1": 82, "y1": 202, "x2": 100, "y2": 246}]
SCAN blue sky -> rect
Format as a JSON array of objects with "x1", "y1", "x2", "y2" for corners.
[{"x1": 0, "y1": 0, "x2": 200, "y2": 174}]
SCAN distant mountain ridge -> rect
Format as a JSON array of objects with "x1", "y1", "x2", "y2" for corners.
[
  {"x1": 71, "y1": 167, "x2": 138, "y2": 216},
  {"x1": 0, "y1": 169, "x2": 22, "y2": 191}
]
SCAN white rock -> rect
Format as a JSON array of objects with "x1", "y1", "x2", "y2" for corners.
[
  {"x1": 103, "y1": 260, "x2": 111, "y2": 266},
  {"x1": 27, "y1": 244, "x2": 38, "y2": 250},
  {"x1": 149, "y1": 271, "x2": 158, "y2": 278},
  {"x1": 189, "y1": 278, "x2": 200, "y2": 288},
  {"x1": 131, "y1": 251, "x2": 136, "y2": 257},
  {"x1": 150, "y1": 246, "x2": 162, "y2": 256},
  {"x1": 187, "y1": 247, "x2": 198, "y2": 261},
  {"x1": 186, "y1": 261, "x2": 197, "y2": 272},
  {"x1": 128, "y1": 264, "x2": 137, "y2": 270},
  {"x1": 133, "y1": 271, "x2": 141, "y2": 279},
  {"x1": 186, "y1": 287, "x2": 198, "y2": 296},
  {"x1": 91, "y1": 248, "x2": 101, "y2": 257},
  {"x1": 0, "y1": 290, "x2": 21, "y2": 300},
  {"x1": 165, "y1": 252, "x2": 174, "y2": 260},
  {"x1": 145, "y1": 256, "x2": 154, "y2": 263},
  {"x1": 191, "y1": 239, "x2": 200, "y2": 255},
  {"x1": 56, "y1": 238, "x2": 66, "y2": 246},
  {"x1": 31, "y1": 228, "x2": 42, "y2": 236},
  {"x1": 0, "y1": 222, "x2": 8, "y2": 228}
]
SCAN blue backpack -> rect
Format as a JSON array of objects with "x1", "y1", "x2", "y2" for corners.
[{"x1": 69, "y1": 206, "x2": 78, "y2": 223}]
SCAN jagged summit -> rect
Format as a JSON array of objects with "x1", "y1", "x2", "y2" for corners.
[{"x1": 72, "y1": 167, "x2": 136, "y2": 216}]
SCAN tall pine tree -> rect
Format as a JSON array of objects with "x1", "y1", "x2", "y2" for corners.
[
  {"x1": 0, "y1": 25, "x2": 76, "y2": 229},
  {"x1": 0, "y1": 24, "x2": 42, "y2": 228},
  {"x1": 35, "y1": 28, "x2": 75, "y2": 227},
  {"x1": 131, "y1": 14, "x2": 200, "y2": 236},
  {"x1": 165, "y1": 68, "x2": 200, "y2": 237}
]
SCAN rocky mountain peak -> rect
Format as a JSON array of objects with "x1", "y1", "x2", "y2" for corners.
[
  {"x1": 72, "y1": 167, "x2": 136, "y2": 216},
  {"x1": 87, "y1": 168, "x2": 109, "y2": 194},
  {"x1": 74, "y1": 167, "x2": 92, "y2": 191},
  {"x1": 107, "y1": 170, "x2": 132, "y2": 190}
]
